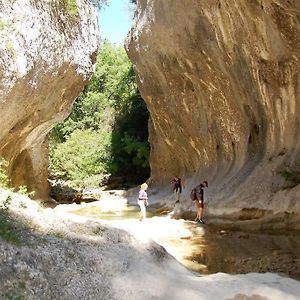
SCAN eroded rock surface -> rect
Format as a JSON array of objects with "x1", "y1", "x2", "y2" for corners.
[
  {"x1": 126, "y1": 0, "x2": 300, "y2": 217},
  {"x1": 0, "y1": 0, "x2": 99, "y2": 198}
]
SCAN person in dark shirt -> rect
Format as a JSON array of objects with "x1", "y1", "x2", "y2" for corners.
[
  {"x1": 195, "y1": 180, "x2": 208, "y2": 224},
  {"x1": 171, "y1": 176, "x2": 184, "y2": 203}
]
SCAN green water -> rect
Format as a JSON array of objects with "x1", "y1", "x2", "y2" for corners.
[{"x1": 71, "y1": 205, "x2": 154, "y2": 220}]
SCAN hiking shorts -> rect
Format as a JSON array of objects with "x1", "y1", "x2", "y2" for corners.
[{"x1": 195, "y1": 199, "x2": 204, "y2": 208}]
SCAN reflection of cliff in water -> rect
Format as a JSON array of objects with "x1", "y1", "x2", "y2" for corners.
[
  {"x1": 160, "y1": 222, "x2": 300, "y2": 281},
  {"x1": 70, "y1": 203, "x2": 300, "y2": 281},
  {"x1": 71, "y1": 204, "x2": 155, "y2": 220}
]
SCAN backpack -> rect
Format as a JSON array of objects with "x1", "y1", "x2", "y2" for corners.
[{"x1": 190, "y1": 188, "x2": 197, "y2": 201}]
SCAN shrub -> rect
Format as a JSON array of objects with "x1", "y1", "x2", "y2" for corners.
[
  {"x1": 63, "y1": 0, "x2": 79, "y2": 17},
  {"x1": 0, "y1": 157, "x2": 9, "y2": 188},
  {"x1": 279, "y1": 164, "x2": 300, "y2": 188},
  {"x1": 49, "y1": 42, "x2": 150, "y2": 187},
  {"x1": 50, "y1": 129, "x2": 112, "y2": 186}
]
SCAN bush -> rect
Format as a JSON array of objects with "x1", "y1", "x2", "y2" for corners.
[
  {"x1": 279, "y1": 164, "x2": 300, "y2": 188},
  {"x1": 50, "y1": 129, "x2": 112, "y2": 186},
  {"x1": 49, "y1": 42, "x2": 150, "y2": 188},
  {"x1": 0, "y1": 157, "x2": 9, "y2": 188},
  {"x1": 63, "y1": 0, "x2": 79, "y2": 17}
]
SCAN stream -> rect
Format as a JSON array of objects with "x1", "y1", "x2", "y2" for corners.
[{"x1": 70, "y1": 202, "x2": 300, "y2": 281}]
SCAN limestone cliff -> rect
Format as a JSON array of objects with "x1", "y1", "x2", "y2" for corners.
[
  {"x1": 0, "y1": 0, "x2": 99, "y2": 198},
  {"x1": 126, "y1": 0, "x2": 300, "y2": 217}
]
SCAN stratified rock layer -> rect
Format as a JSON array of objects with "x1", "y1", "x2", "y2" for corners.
[
  {"x1": 126, "y1": 0, "x2": 300, "y2": 216},
  {"x1": 0, "y1": 0, "x2": 99, "y2": 198}
]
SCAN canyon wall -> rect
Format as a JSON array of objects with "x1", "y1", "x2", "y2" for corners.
[
  {"x1": 0, "y1": 0, "x2": 99, "y2": 199},
  {"x1": 126, "y1": 0, "x2": 300, "y2": 216}
]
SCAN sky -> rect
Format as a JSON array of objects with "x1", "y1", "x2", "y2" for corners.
[{"x1": 98, "y1": 0, "x2": 135, "y2": 46}]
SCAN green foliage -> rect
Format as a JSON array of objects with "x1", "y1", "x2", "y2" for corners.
[
  {"x1": 50, "y1": 129, "x2": 112, "y2": 187},
  {"x1": 63, "y1": 0, "x2": 78, "y2": 17},
  {"x1": 16, "y1": 186, "x2": 35, "y2": 198},
  {"x1": 0, "y1": 20, "x2": 5, "y2": 30},
  {"x1": 5, "y1": 281, "x2": 26, "y2": 300},
  {"x1": 279, "y1": 163, "x2": 300, "y2": 188},
  {"x1": 62, "y1": 0, "x2": 107, "y2": 18},
  {"x1": 0, "y1": 158, "x2": 34, "y2": 197},
  {"x1": 0, "y1": 20, "x2": 12, "y2": 31},
  {"x1": 0, "y1": 157, "x2": 9, "y2": 188},
  {"x1": 89, "y1": 0, "x2": 108, "y2": 9},
  {"x1": 49, "y1": 42, "x2": 150, "y2": 187},
  {"x1": 0, "y1": 195, "x2": 29, "y2": 246}
]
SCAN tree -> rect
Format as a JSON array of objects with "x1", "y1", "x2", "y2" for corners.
[{"x1": 49, "y1": 42, "x2": 149, "y2": 188}]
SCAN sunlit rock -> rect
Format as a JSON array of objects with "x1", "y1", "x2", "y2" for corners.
[
  {"x1": 0, "y1": 0, "x2": 99, "y2": 199},
  {"x1": 126, "y1": 0, "x2": 300, "y2": 218}
]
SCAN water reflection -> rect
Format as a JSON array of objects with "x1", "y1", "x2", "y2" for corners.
[
  {"x1": 71, "y1": 204, "x2": 154, "y2": 220},
  {"x1": 70, "y1": 203, "x2": 300, "y2": 280}
]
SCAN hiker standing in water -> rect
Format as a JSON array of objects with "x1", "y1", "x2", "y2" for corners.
[
  {"x1": 194, "y1": 180, "x2": 208, "y2": 224},
  {"x1": 138, "y1": 183, "x2": 149, "y2": 221},
  {"x1": 171, "y1": 176, "x2": 184, "y2": 203}
]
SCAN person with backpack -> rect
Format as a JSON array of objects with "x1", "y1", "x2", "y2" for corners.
[
  {"x1": 171, "y1": 176, "x2": 184, "y2": 203},
  {"x1": 138, "y1": 183, "x2": 149, "y2": 221},
  {"x1": 191, "y1": 180, "x2": 208, "y2": 224}
]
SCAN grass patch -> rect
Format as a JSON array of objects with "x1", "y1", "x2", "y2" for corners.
[
  {"x1": 5, "y1": 281, "x2": 26, "y2": 300},
  {"x1": 0, "y1": 157, "x2": 9, "y2": 188},
  {"x1": 51, "y1": 231, "x2": 66, "y2": 239},
  {"x1": 0, "y1": 196, "x2": 31, "y2": 246}
]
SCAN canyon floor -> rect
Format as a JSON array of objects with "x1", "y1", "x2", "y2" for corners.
[
  {"x1": 1, "y1": 189, "x2": 300, "y2": 300},
  {"x1": 70, "y1": 200, "x2": 300, "y2": 281}
]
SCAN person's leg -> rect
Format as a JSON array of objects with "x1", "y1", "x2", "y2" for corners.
[
  {"x1": 199, "y1": 207, "x2": 203, "y2": 219},
  {"x1": 141, "y1": 201, "x2": 146, "y2": 220},
  {"x1": 195, "y1": 201, "x2": 200, "y2": 220},
  {"x1": 177, "y1": 192, "x2": 181, "y2": 202},
  {"x1": 138, "y1": 200, "x2": 146, "y2": 220},
  {"x1": 175, "y1": 190, "x2": 180, "y2": 203},
  {"x1": 199, "y1": 201, "x2": 204, "y2": 223}
]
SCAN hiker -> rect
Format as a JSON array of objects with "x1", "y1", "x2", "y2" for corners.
[
  {"x1": 194, "y1": 180, "x2": 208, "y2": 224},
  {"x1": 138, "y1": 183, "x2": 149, "y2": 221},
  {"x1": 171, "y1": 176, "x2": 184, "y2": 203}
]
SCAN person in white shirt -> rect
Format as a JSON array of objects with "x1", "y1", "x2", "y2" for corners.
[{"x1": 138, "y1": 183, "x2": 149, "y2": 221}]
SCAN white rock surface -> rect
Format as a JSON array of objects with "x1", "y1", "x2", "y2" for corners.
[{"x1": 0, "y1": 189, "x2": 299, "y2": 300}]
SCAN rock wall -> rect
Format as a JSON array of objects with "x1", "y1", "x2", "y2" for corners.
[
  {"x1": 0, "y1": 0, "x2": 99, "y2": 199},
  {"x1": 126, "y1": 0, "x2": 300, "y2": 215}
]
